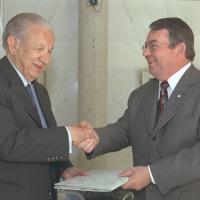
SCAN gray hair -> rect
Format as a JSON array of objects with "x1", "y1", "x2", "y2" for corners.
[{"x1": 2, "y1": 13, "x2": 54, "y2": 51}]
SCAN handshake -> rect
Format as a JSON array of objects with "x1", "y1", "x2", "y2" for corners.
[{"x1": 69, "y1": 121, "x2": 99, "y2": 153}]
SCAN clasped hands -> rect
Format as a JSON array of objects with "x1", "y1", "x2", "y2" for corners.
[{"x1": 69, "y1": 121, "x2": 99, "y2": 153}]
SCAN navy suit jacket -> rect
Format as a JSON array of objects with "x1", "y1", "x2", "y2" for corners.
[{"x1": 0, "y1": 56, "x2": 72, "y2": 200}]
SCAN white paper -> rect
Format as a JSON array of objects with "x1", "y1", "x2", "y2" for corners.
[{"x1": 54, "y1": 169, "x2": 128, "y2": 192}]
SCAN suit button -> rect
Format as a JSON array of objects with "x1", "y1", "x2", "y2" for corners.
[
  {"x1": 47, "y1": 157, "x2": 51, "y2": 161},
  {"x1": 48, "y1": 191, "x2": 52, "y2": 198},
  {"x1": 152, "y1": 136, "x2": 156, "y2": 141}
]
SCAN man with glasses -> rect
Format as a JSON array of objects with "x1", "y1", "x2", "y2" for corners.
[{"x1": 78, "y1": 17, "x2": 200, "y2": 200}]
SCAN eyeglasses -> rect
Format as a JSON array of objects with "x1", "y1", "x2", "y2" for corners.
[{"x1": 142, "y1": 42, "x2": 170, "y2": 52}]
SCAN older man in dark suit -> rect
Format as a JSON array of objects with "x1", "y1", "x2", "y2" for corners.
[
  {"x1": 78, "y1": 17, "x2": 200, "y2": 200},
  {"x1": 0, "y1": 13, "x2": 98, "y2": 200}
]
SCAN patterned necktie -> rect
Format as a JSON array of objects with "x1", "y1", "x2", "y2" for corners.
[
  {"x1": 157, "y1": 81, "x2": 169, "y2": 118},
  {"x1": 26, "y1": 83, "x2": 48, "y2": 128}
]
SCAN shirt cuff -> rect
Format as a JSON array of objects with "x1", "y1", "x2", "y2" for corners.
[
  {"x1": 66, "y1": 127, "x2": 72, "y2": 153},
  {"x1": 148, "y1": 165, "x2": 156, "y2": 184}
]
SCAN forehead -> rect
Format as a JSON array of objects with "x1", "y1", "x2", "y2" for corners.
[
  {"x1": 146, "y1": 29, "x2": 170, "y2": 43},
  {"x1": 24, "y1": 24, "x2": 54, "y2": 46}
]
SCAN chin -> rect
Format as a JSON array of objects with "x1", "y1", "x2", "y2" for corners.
[
  {"x1": 149, "y1": 71, "x2": 158, "y2": 79},
  {"x1": 148, "y1": 69, "x2": 155, "y2": 76},
  {"x1": 31, "y1": 73, "x2": 41, "y2": 80},
  {"x1": 34, "y1": 69, "x2": 43, "y2": 76}
]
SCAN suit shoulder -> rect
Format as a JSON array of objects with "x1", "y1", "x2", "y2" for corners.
[
  {"x1": 127, "y1": 78, "x2": 157, "y2": 102},
  {"x1": 131, "y1": 78, "x2": 157, "y2": 96}
]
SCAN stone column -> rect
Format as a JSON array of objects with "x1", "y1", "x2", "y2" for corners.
[{"x1": 77, "y1": 0, "x2": 108, "y2": 168}]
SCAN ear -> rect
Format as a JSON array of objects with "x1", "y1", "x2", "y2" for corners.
[
  {"x1": 176, "y1": 42, "x2": 186, "y2": 56},
  {"x1": 7, "y1": 36, "x2": 20, "y2": 55}
]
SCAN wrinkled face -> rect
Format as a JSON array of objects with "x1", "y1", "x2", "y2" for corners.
[
  {"x1": 8, "y1": 24, "x2": 54, "y2": 81},
  {"x1": 143, "y1": 29, "x2": 179, "y2": 80}
]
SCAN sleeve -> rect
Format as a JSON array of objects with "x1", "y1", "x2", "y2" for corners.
[
  {"x1": 87, "y1": 92, "x2": 134, "y2": 159},
  {"x1": 51, "y1": 160, "x2": 73, "y2": 181},
  {"x1": 0, "y1": 83, "x2": 70, "y2": 163},
  {"x1": 150, "y1": 140, "x2": 200, "y2": 195}
]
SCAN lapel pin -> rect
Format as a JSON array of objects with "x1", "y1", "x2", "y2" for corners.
[{"x1": 177, "y1": 94, "x2": 181, "y2": 98}]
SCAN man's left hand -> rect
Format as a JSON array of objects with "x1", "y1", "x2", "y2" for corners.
[
  {"x1": 61, "y1": 167, "x2": 88, "y2": 180},
  {"x1": 119, "y1": 166, "x2": 151, "y2": 191}
]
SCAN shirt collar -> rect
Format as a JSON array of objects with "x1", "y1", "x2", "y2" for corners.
[
  {"x1": 160, "y1": 62, "x2": 191, "y2": 92},
  {"x1": 9, "y1": 60, "x2": 29, "y2": 87}
]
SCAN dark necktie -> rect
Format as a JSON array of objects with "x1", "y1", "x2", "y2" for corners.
[
  {"x1": 26, "y1": 83, "x2": 48, "y2": 128},
  {"x1": 157, "y1": 81, "x2": 169, "y2": 118}
]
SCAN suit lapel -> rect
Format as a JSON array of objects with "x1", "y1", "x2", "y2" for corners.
[
  {"x1": 0, "y1": 57, "x2": 42, "y2": 127},
  {"x1": 154, "y1": 65, "x2": 200, "y2": 134},
  {"x1": 11, "y1": 83, "x2": 42, "y2": 127},
  {"x1": 143, "y1": 78, "x2": 159, "y2": 134},
  {"x1": 33, "y1": 81, "x2": 56, "y2": 127}
]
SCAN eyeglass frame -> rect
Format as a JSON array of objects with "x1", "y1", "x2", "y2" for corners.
[{"x1": 142, "y1": 41, "x2": 175, "y2": 52}]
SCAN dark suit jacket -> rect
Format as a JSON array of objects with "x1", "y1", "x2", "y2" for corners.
[
  {"x1": 0, "y1": 56, "x2": 72, "y2": 200},
  {"x1": 89, "y1": 65, "x2": 200, "y2": 200}
]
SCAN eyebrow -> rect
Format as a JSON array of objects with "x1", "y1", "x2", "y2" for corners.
[{"x1": 145, "y1": 39, "x2": 158, "y2": 44}]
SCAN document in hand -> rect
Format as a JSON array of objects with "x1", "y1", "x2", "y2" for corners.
[{"x1": 54, "y1": 169, "x2": 129, "y2": 192}]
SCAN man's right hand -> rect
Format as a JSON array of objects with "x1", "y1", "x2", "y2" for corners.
[{"x1": 69, "y1": 122, "x2": 99, "y2": 153}]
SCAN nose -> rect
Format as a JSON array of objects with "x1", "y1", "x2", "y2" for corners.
[{"x1": 143, "y1": 47, "x2": 151, "y2": 57}]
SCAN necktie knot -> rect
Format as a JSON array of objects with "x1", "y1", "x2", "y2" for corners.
[{"x1": 160, "y1": 80, "x2": 169, "y2": 90}]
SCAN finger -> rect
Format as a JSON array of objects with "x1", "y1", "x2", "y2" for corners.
[
  {"x1": 70, "y1": 127, "x2": 92, "y2": 144},
  {"x1": 82, "y1": 139, "x2": 97, "y2": 153},
  {"x1": 122, "y1": 175, "x2": 134, "y2": 189},
  {"x1": 63, "y1": 174, "x2": 72, "y2": 179},
  {"x1": 86, "y1": 128, "x2": 99, "y2": 144},
  {"x1": 64, "y1": 167, "x2": 87, "y2": 177},
  {"x1": 78, "y1": 138, "x2": 91, "y2": 149},
  {"x1": 78, "y1": 170, "x2": 89, "y2": 176},
  {"x1": 122, "y1": 180, "x2": 132, "y2": 189},
  {"x1": 70, "y1": 169, "x2": 84, "y2": 176},
  {"x1": 79, "y1": 139, "x2": 96, "y2": 153},
  {"x1": 63, "y1": 171, "x2": 73, "y2": 179},
  {"x1": 79, "y1": 121, "x2": 92, "y2": 129},
  {"x1": 85, "y1": 145, "x2": 95, "y2": 153},
  {"x1": 119, "y1": 168, "x2": 134, "y2": 177},
  {"x1": 91, "y1": 129, "x2": 99, "y2": 142}
]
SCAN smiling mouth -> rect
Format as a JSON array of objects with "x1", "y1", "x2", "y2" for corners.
[
  {"x1": 147, "y1": 60, "x2": 154, "y2": 65},
  {"x1": 34, "y1": 64, "x2": 44, "y2": 70},
  {"x1": 146, "y1": 57, "x2": 157, "y2": 65}
]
